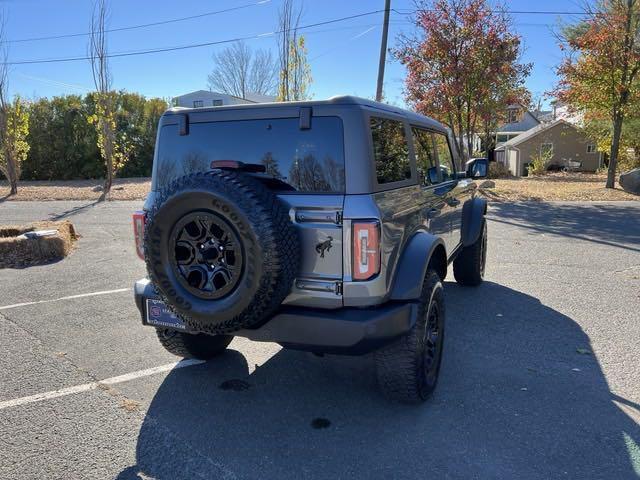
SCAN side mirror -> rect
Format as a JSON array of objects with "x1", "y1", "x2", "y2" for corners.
[
  {"x1": 427, "y1": 167, "x2": 440, "y2": 185},
  {"x1": 466, "y1": 158, "x2": 488, "y2": 179}
]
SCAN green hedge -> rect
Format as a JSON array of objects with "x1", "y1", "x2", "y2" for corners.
[{"x1": 21, "y1": 91, "x2": 167, "y2": 180}]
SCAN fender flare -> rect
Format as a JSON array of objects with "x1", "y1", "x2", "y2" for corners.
[
  {"x1": 390, "y1": 231, "x2": 446, "y2": 301},
  {"x1": 461, "y1": 197, "x2": 487, "y2": 247}
]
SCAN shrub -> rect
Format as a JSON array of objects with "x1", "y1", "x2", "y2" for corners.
[
  {"x1": 489, "y1": 161, "x2": 511, "y2": 178},
  {"x1": 527, "y1": 148, "x2": 553, "y2": 176}
]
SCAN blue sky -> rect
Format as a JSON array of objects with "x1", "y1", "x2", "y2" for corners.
[{"x1": 4, "y1": 0, "x2": 582, "y2": 108}]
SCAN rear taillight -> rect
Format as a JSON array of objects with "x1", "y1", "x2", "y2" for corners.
[
  {"x1": 132, "y1": 211, "x2": 146, "y2": 260},
  {"x1": 352, "y1": 221, "x2": 380, "y2": 281}
]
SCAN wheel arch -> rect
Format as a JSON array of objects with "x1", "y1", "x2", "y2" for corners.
[
  {"x1": 389, "y1": 231, "x2": 446, "y2": 301},
  {"x1": 460, "y1": 196, "x2": 487, "y2": 247}
]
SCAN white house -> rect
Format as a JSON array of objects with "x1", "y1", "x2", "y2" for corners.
[
  {"x1": 551, "y1": 100, "x2": 584, "y2": 126},
  {"x1": 172, "y1": 90, "x2": 276, "y2": 108}
]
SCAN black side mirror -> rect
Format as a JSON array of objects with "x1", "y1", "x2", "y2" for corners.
[
  {"x1": 466, "y1": 158, "x2": 488, "y2": 179},
  {"x1": 427, "y1": 167, "x2": 440, "y2": 184}
]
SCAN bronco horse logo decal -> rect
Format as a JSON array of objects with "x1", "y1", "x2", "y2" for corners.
[{"x1": 315, "y1": 236, "x2": 333, "y2": 258}]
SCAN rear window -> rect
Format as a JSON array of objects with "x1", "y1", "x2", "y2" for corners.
[
  {"x1": 370, "y1": 117, "x2": 411, "y2": 185},
  {"x1": 154, "y1": 117, "x2": 345, "y2": 193}
]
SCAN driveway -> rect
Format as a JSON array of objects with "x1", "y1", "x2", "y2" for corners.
[{"x1": 0, "y1": 200, "x2": 639, "y2": 479}]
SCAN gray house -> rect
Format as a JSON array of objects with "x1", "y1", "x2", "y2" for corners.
[
  {"x1": 472, "y1": 104, "x2": 541, "y2": 153},
  {"x1": 495, "y1": 104, "x2": 541, "y2": 144},
  {"x1": 494, "y1": 120, "x2": 602, "y2": 176}
]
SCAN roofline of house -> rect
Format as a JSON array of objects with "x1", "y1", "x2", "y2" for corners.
[{"x1": 494, "y1": 119, "x2": 572, "y2": 150}]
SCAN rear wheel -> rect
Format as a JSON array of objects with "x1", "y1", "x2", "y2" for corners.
[
  {"x1": 453, "y1": 221, "x2": 487, "y2": 286},
  {"x1": 375, "y1": 270, "x2": 445, "y2": 404},
  {"x1": 156, "y1": 328, "x2": 233, "y2": 360}
]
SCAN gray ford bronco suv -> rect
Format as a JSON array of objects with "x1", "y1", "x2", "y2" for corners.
[{"x1": 133, "y1": 96, "x2": 488, "y2": 403}]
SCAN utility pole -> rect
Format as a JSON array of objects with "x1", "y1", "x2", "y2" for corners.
[{"x1": 375, "y1": 0, "x2": 391, "y2": 102}]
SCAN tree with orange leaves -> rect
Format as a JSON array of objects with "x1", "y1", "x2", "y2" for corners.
[
  {"x1": 555, "y1": 0, "x2": 640, "y2": 188},
  {"x1": 394, "y1": 0, "x2": 531, "y2": 160}
]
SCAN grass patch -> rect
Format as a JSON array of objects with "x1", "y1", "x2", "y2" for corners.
[
  {"x1": 479, "y1": 172, "x2": 639, "y2": 202},
  {"x1": 0, "y1": 221, "x2": 79, "y2": 269}
]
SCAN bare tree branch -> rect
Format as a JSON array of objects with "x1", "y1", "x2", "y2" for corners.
[
  {"x1": 207, "y1": 41, "x2": 276, "y2": 98},
  {"x1": 0, "y1": 10, "x2": 22, "y2": 196},
  {"x1": 88, "y1": 0, "x2": 116, "y2": 200},
  {"x1": 276, "y1": 0, "x2": 311, "y2": 101}
]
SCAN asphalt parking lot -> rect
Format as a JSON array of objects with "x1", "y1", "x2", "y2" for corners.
[{"x1": 0, "y1": 199, "x2": 639, "y2": 479}]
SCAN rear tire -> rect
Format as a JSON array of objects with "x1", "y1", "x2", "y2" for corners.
[
  {"x1": 156, "y1": 328, "x2": 233, "y2": 360},
  {"x1": 375, "y1": 270, "x2": 445, "y2": 404},
  {"x1": 453, "y1": 221, "x2": 487, "y2": 286},
  {"x1": 144, "y1": 170, "x2": 300, "y2": 334}
]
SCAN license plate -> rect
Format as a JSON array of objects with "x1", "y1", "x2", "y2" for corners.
[{"x1": 145, "y1": 299, "x2": 186, "y2": 330}]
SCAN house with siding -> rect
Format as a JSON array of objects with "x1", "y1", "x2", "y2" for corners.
[
  {"x1": 172, "y1": 90, "x2": 276, "y2": 108},
  {"x1": 495, "y1": 104, "x2": 541, "y2": 145},
  {"x1": 472, "y1": 104, "x2": 541, "y2": 154},
  {"x1": 494, "y1": 119, "x2": 602, "y2": 176}
]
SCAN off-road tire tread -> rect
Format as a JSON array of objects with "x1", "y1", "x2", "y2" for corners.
[
  {"x1": 375, "y1": 271, "x2": 444, "y2": 404},
  {"x1": 144, "y1": 170, "x2": 300, "y2": 334},
  {"x1": 453, "y1": 221, "x2": 486, "y2": 286},
  {"x1": 156, "y1": 328, "x2": 233, "y2": 359}
]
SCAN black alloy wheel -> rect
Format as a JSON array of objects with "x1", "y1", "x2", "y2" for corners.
[
  {"x1": 423, "y1": 301, "x2": 443, "y2": 389},
  {"x1": 169, "y1": 212, "x2": 243, "y2": 300}
]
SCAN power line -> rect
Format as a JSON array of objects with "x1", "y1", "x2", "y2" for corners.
[
  {"x1": 4, "y1": 10, "x2": 385, "y2": 66},
  {"x1": 393, "y1": 8, "x2": 590, "y2": 15},
  {"x1": 2, "y1": 0, "x2": 271, "y2": 45}
]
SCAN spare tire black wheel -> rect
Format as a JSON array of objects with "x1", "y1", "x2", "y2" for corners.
[{"x1": 144, "y1": 170, "x2": 300, "y2": 334}]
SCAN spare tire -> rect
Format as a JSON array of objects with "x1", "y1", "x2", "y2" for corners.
[{"x1": 144, "y1": 170, "x2": 300, "y2": 334}]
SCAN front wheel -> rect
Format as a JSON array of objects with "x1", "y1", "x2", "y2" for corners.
[
  {"x1": 156, "y1": 328, "x2": 233, "y2": 360},
  {"x1": 453, "y1": 221, "x2": 487, "y2": 286},
  {"x1": 375, "y1": 270, "x2": 445, "y2": 404}
]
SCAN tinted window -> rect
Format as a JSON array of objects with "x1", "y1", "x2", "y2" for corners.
[
  {"x1": 434, "y1": 133, "x2": 456, "y2": 182},
  {"x1": 370, "y1": 117, "x2": 411, "y2": 184},
  {"x1": 154, "y1": 117, "x2": 345, "y2": 193},
  {"x1": 411, "y1": 127, "x2": 439, "y2": 186}
]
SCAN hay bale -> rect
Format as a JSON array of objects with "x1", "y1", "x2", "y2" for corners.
[{"x1": 0, "y1": 221, "x2": 78, "y2": 269}]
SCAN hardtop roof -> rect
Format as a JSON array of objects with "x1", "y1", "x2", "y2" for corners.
[{"x1": 163, "y1": 95, "x2": 447, "y2": 132}]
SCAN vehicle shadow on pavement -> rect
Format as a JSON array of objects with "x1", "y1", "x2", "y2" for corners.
[
  {"x1": 118, "y1": 281, "x2": 640, "y2": 479},
  {"x1": 489, "y1": 202, "x2": 640, "y2": 253}
]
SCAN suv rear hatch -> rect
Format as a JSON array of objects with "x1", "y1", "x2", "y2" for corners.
[{"x1": 151, "y1": 111, "x2": 345, "y2": 308}]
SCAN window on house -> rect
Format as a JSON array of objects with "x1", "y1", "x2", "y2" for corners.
[
  {"x1": 212, "y1": 99, "x2": 223, "y2": 106},
  {"x1": 587, "y1": 144, "x2": 596, "y2": 153},
  {"x1": 507, "y1": 108, "x2": 519, "y2": 123},
  {"x1": 496, "y1": 134, "x2": 509, "y2": 143},
  {"x1": 540, "y1": 143, "x2": 554, "y2": 158},
  {"x1": 434, "y1": 133, "x2": 457, "y2": 182},
  {"x1": 370, "y1": 117, "x2": 412, "y2": 185},
  {"x1": 193, "y1": 100, "x2": 204, "y2": 108},
  {"x1": 411, "y1": 127, "x2": 438, "y2": 186}
]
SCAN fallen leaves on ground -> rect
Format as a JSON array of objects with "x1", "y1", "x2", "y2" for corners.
[{"x1": 479, "y1": 172, "x2": 638, "y2": 202}]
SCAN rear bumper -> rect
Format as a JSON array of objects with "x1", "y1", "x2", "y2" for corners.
[{"x1": 134, "y1": 278, "x2": 418, "y2": 355}]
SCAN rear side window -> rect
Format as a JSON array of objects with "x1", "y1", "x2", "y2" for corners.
[
  {"x1": 434, "y1": 133, "x2": 456, "y2": 182},
  {"x1": 411, "y1": 127, "x2": 438, "y2": 186},
  {"x1": 370, "y1": 117, "x2": 411, "y2": 184},
  {"x1": 154, "y1": 117, "x2": 345, "y2": 193}
]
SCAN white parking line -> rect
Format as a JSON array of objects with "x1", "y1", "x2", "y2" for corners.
[
  {"x1": 0, "y1": 288, "x2": 130, "y2": 311},
  {"x1": 0, "y1": 359, "x2": 205, "y2": 411}
]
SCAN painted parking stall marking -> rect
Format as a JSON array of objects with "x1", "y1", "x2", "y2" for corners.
[
  {"x1": 0, "y1": 288, "x2": 130, "y2": 311},
  {"x1": 0, "y1": 359, "x2": 205, "y2": 411}
]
